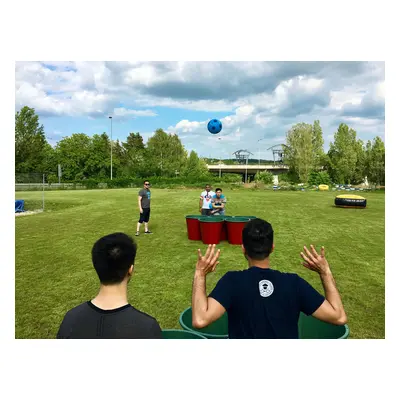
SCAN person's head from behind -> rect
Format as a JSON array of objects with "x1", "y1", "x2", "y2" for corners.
[
  {"x1": 215, "y1": 188, "x2": 222, "y2": 198},
  {"x1": 92, "y1": 233, "x2": 137, "y2": 286},
  {"x1": 205, "y1": 184, "x2": 211, "y2": 192},
  {"x1": 144, "y1": 180, "x2": 150, "y2": 189},
  {"x1": 242, "y1": 218, "x2": 274, "y2": 261}
]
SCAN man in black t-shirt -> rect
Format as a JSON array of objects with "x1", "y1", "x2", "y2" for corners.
[
  {"x1": 136, "y1": 180, "x2": 152, "y2": 236},
  {"x1": 57, "y1": 233, "x2": 162, "y2": 339},
  {"x1": 191, "y1": 218, "x2": 347, "y2": 339}
]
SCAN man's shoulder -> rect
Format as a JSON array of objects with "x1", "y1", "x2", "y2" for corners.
[
  {"x1": 62, "y1": 302, "x2": 91, "y2": 320},
  {"x1": 220, "y1": 270, "x2": 244, "y2": 280},
  {"x1": 63, "y1": 302, "x2": 157, "y2": 323},
  {"x1": 129, "y1": 306, "x2": 159, "y2": 324}
]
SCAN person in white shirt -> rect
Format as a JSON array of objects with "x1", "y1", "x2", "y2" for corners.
[{"x1": 199, "y1": 184, "x2": 215, "y2": 216}]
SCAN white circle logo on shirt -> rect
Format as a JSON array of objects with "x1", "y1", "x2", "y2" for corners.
[{"x1": 259, "y1": 280, "x2": 274, "y2": 297}]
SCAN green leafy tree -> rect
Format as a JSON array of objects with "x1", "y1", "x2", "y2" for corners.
[
  {"x1": 122, "y1": 132, "x2": 146, "y2": 177},
  {"x1": 15, "y1": 106, "x2": 48, "y2": 173},
  {"x1": 366, "y1": 136, "x2": 385, "y2": 186},
  {"x1": 42, "y1": 143, "x2": 58, "y2": 176},
  {"x1": 85, "y1": 133, "x2": 111, "y2": 178},
  {"x1": 352, "y1": 139, "x2": 367, "y2": 184},
  {"x1": 284, "y1": 122, "x2": 314, "y2": 183},
  {"x1": 183, "y1": 150, "x2": 209, "y2": 178},
  {"x1": 255, "y1": 170, "x2": 274, "y2": 184},
  {"x1": 54, "y1": 133, "x2": 91, "y2": 180},
  {"x1": 112, "y1": 139, "x2": 124, "y2": 178},
  {"x1": 312, "y1": 120, "x2": 325, "y2": 170},
  {"x1": 327, "y1": 123, "x2": 358, "y2": 184},
  {"x1": 146, "y1": 129, "x2": 187, "y2": 177},
  {"x1": 308, "y1": 171, "x2": 332, "y2": 186}
]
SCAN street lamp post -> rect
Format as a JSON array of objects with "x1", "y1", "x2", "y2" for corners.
[
  {"x1": 245, "y1": 156, "x2": 248, "y2": 183},
  {"x1": 108, "y1": 116, "x2": 113, "y2": 180},
  {"x1": 218, "y1": 136, "x2": 222, "y2": 178},
  {"x1": 257, "y1": 138, "x2": 266, "y2": 167}
]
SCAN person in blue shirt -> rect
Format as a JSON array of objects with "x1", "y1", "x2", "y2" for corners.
[
  {"x1": 210, "y1": 188, "x2": 227, "y2": 215},
  {"x1": 191, "y1": 218, "x2": 347, "y2": 339}
]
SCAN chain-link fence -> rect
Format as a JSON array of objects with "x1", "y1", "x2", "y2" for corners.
[{"x1": 15, "y1": 173, "x2": 45, "y2": 213}]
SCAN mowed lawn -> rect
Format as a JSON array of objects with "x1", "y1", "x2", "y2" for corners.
[{"x1": 15, "y1": 187, "x2": 385, "y2": 339}]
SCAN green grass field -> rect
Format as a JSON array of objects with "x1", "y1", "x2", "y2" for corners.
[{"x1": 15, "y1": 188, "x2": 385, "y2": 339}]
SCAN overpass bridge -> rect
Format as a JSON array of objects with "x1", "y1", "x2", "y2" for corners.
[{"x1": 207, "y1": 164, "x2": 289, "y2": 181}]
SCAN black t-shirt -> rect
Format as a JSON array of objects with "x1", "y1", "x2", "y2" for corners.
[
  {"x1": 57, "y1": 301, "x2": 162, "y2": 339},
  {"x1": 209, "y1": 267, "x2": 325, "y2": 339}
]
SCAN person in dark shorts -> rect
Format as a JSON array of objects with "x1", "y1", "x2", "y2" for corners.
[
  {"x1": 57, "y1": 233, "x2": 162, "y2": 339},
  {"x1": 136, "y1": 180, "x2": 152, "y2": 236},
  {"x1": 191, "y1": 218, "x2": 347, "y2": 339}
]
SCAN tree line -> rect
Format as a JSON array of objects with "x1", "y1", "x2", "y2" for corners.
[
  {"x1": 15, "y1": 106, "x2": 210, "y2": 183},
  {"x1": 283, "y1": 120, "x2": 385, "y2": 186},
  {"x1": 15, "y1": 106, "x2": 385, "y2": 186}
]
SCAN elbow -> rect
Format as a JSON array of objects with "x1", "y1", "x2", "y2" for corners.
[
  {"x1": 335, "y1": 312, "x2": 348, "y2": 326},
  {"x1": 192, "y1": 317, "x2": 207, "y2": 329}
]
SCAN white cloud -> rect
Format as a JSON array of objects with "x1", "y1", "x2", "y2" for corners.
[
  {"x1": 15, "y1": 61, "x2": 385, "y2": 157},
  {"x1": 329, "y1": 87, "x2": 364, "y2": 111},
  {"x1": 113, "y1": 107, "x2": 157, "y2": 117}
]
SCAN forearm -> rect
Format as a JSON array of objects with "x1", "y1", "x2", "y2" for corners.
[
  {"x1": 192, "y1": 272, "x2": 208, "y2": 322},
  {"x1": 320, "y1": 270, "x2": 345, "y2": 314}
]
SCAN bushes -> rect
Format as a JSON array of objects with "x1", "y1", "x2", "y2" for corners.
[
  {"x1": 217, "y1": 173, "x2": 243, "y2": 183},
  {"x1": 255, "y1": 171, "x2": 274, "y2": 184},
  {"x1": 308, "y1": 171, "x2": 332, "y2": 186},
  {"x1": 27, "y1": 172, "x2": 335, "y2": 191},
  {"x1": 68, "y1": 176, "x2": 230, "y2": 189},
  {"x1": 278, "y1": 171, "x2": 300, "y2": 184}
]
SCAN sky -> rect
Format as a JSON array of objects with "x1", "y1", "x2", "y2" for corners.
[{"x1": 15, "y1": 61, "x2": 385, "y2": 160}]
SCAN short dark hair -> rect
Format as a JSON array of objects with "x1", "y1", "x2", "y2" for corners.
[
  {"x1": 144, "y1": 180, "x2": 149, "y2": 184},
  {"x1": 215, "y1": 188, "x2": 222, "y2": 192},
  {"x1": 92, "y1": 233, "x2": 137, "y2": 285},
  {"x1": 242, "y1": 218, "x2": 274, "y2": 260}
]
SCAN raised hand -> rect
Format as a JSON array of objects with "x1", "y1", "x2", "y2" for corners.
[
  {"x1": 300, "y1": 245, "x2": 330, "y2": 275},
  {"x1": 196, "y1": 244, "x2": 220, "y2": 276}
]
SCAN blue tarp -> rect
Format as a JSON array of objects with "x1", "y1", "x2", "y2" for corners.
[{"x1": 15, "y1": 200, "x2": 25, "y2": 213}]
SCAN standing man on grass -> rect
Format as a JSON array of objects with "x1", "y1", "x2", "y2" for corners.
[
  {"x1": 136, "y1": 180, "x2": 152, "y2": 236},
  {"x1": 191, "y1": 218, "x2": 347, "y2": 339},
  {"x1": 199, "y1": 184, "x2": 215, "y2": 216}
]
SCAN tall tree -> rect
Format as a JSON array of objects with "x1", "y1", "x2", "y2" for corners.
[
  {"x1": 284, "y1": 122, "x2": 314, "y2": 183},
  {"x1": 122, "y1": 132, "x2": 146, "y2": 177},
  {"x1": 352, "y1": 139, "x2": 367, "y2": 184},
  {"x1": 146, "y1": 129, "x2": 187, "y2": 177},
  {"x1": 366, "y1": 136, "x2": 385, "y2": 186},
  {"x1": 86, "y1": 133, "x2": 111, "y2": 178},
  {"x1": 312, "y1": 120, "x2": 325, "y2": 170},
  {"x1": 15, "y1": 106, "x2": 48, "y2": 173},
  {"x1": 183, "y1": 150, "x2": 209, "y2": 178},
  {"x1": 55, "y1": 133, "x2": 91, "y2": 180},
  {"x1": 327, "y1": 123, "x2": 358, "y2": 184},
  {"x1": 112, "y1": 139, "x2": 124, "y2": 178}
]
